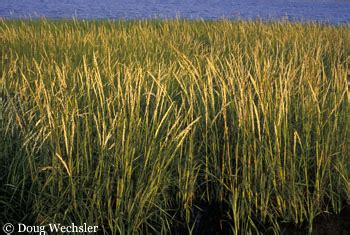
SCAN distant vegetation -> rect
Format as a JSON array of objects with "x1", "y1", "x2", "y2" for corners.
[{"x1": 1, "y1": 19, "x2": 349, "y2": 234}]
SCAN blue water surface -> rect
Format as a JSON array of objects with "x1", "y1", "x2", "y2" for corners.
[{"x1": 0, "y1": 0, "x2": 349, "y2": 24}]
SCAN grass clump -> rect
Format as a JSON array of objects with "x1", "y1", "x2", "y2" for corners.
[{"x1": 1, "y1": 19, "x2": 349, "y2": 234}]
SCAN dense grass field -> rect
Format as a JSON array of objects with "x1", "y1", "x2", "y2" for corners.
[{"x1": 1, "y1": 19, "x2": 349, "y2": 234}]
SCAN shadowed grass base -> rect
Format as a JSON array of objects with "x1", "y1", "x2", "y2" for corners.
[{"x1": 1, "y1": 19, "x2": 349, "y2": 234}]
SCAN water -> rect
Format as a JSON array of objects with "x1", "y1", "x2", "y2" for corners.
[{"x1": 0, "y1": 0, "x2": 349, "y2": 24}]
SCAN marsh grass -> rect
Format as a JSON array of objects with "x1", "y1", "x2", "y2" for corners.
[{"x1": 1, "y1": 19, "x2": 349, "y2": 234}]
